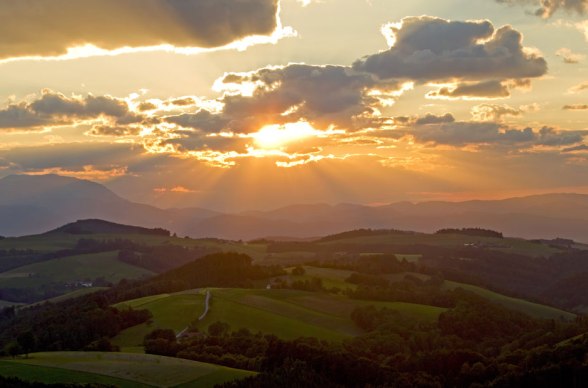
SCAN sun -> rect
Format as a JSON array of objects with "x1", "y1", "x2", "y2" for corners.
[{"x1": 252, "y1": 121, "x2": 320, "y2": 149}]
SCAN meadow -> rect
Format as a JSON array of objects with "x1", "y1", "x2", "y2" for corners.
[
  {"x1": 2, "y1": 352, "x2": 255, "y2": 387},
  {"x1": 0, "y1": 251, "x2": 153, "y2": 289},
  {"x1": 114, "y1": 287, "x2": 447, "y2": 348}
]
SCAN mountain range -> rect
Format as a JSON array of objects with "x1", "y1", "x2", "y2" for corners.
[{"x1": 1, "y1": 174, "x2": 588, "y2": 242}]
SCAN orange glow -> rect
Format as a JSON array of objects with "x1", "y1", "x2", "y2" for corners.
[{"x1": 252, "y1": 121, "x2": 341, "y2": 150}]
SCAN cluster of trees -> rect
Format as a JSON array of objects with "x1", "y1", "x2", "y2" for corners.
[
  {"x1": 319, "y1": 228, "x2": 415, "y2": 243},
  {"x1": 0, "y1": 294, "x2": 150, "y2": 356},
  {"x1": 348, "y1": 274, "x2": 456, "y2": 308},
  {"x1": 0, "y1": 376, "x2": 112, "y2": 388},
  {"x1": 143, "y1": 293, "x2": 588, "y2": 387},
  {"x1": 0, "y1": 252, "x2": 282, "y2": 356},
  {"x1": 435, "y1": 228, "x2": 504, "y2": 238},
  {"x1": 117, "y1": 243, "x2": 217, "y2": 273}
]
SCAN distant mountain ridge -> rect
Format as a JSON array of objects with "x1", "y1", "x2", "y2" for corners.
[
  {"x1": 1, "y1": 174, "x2": 588, "y2": 242},
  {"x1": 47, "y1": 219, "x2": 171, "y2": 236},
  {"x1": 0, "y1": 174, "x2": 218, "y2": 236}
]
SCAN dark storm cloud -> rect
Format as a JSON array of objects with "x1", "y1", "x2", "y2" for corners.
[
  {"x1": 496, "y1": 0, "x2": 587, "y2": 18},
  {"x1": 353, "y1": 16, "x2": 547, "y2": 85},
  {"x1": 0, "y1": 0, "x2": 279, "y2": 60}
]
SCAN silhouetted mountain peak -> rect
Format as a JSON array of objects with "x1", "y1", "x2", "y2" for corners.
[
  {"x1": 48, "y1": 219, "x2": 171, "y2": 236},
  {"x1": 0, "y1": 174, "x2": 122, "y2": 206}
]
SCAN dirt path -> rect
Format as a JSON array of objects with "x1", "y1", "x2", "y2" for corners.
[{"x1": 176, "y1": 290, "x2": 211, "y2": 339}]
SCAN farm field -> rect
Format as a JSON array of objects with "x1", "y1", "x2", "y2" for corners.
[
  {"x1": 1, "y1": 352, "x2": 254, "y2": 387},
  {"x1": 0, "y1": 232, "x2": 266, "y2": 260},
  {"x1": 284, "y1": 266, "x2": 356, "y2": 291},
  {"x1": 186, "y1": 288, "x2": 444, "y2": 341},
  {"x1": 113, "y1": 291, "x2": 206, "y2": 349},
  {"x1": 384, "y1": 271, "x2": 574, "y2": 320},
  {"x1": 441, "y1": 280, "x2": 575, "y2": 320},
  {"x1": 114, "y1": 288, "x2": 446, "y2": 347},
  {"x1": 320, "y1": 233, "x2": 560, "y2": 257},
  {"x1": 0, "y1": 251, "x2": 153, "y2": 289},
  {"x1": 27, "y1": 287, "x2": 109, "y2": 307}
]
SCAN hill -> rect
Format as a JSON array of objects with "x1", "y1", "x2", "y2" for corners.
[
  {"x1": 47, "y1": 219, "x2": 171, "y2": 236},
  {"x1": 112, "y1": 288, "x2": 447, "y2": 348},
  {"x1": 1, "y1": 352, "x2": 254, "y2": 387},
  {"x1": 3, "y1": 174, "x2": 588, "y2": 242},
  {"x1": 0, "y1": 174, "x2": 218, "y2": 237}
]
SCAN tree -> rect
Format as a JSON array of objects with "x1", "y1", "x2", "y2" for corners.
[
  {"x1": 292, "y1": 266, "x2": 306, "y2": 276},
  {"x1": 16, "y1": 331, "x2": 35, "y2": 358},
  {"x1": 208, "y1": 321, "x2": 231, "y2": 337},
  {"x1": 5, "y1": 342, "x2": 22, "y2": 358}
]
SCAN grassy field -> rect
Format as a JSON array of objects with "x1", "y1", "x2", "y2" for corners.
[
  {"x1": 0, "y1": 251, "x2": 153, "y2": 289},
  {"x1": 441, "y1": 280, "x2": 575, "y2": 320},
  {"x1": 112, "y1": 291, "x2": 206, "y2": 349},
  {"x1": 0, "y1": 232, "x2": 266, "y2": 259},
  {"x1": 26, "y1": 287, "x2": 109, "y2": 308},
  {"x1": 321, "y1": 233, "x2": 560, "y2": 257},
  {"x1": 0, "y1": 300, "x2": 24, "y2": 308},
  {"x1": 194, "y1": 288, "x2": 445, "y2": 341},
  {"x1": 284, "y1": 266, "x2": 356, "y2": 291},
  {"x1": 1, "y1": 352, "x2": 255, "y2": 387},
  {"x1": 395, "y1": 254, "x2": 422, "y2": 263},
  {"x1": 384, "y1": 271, "x2": 574, "y2": 320},
  {"x1": 0, "y1": 360, "x2": 146, "y2": 388},
  {"x1": 114, "y1": 288, "x2": 446, "y2": 346}
]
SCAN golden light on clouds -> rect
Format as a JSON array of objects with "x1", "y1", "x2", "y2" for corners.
[{"x1": 251, "y1": 121, "x2": 342, "y2": 150}]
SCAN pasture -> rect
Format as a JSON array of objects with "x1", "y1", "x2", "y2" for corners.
[{"x1": 1, "y1": 352, "x2": 254, "y2": 387}]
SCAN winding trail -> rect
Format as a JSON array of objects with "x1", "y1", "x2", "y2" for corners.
[
  {"x1": 176, "y1": 290, "x2": 211, "y2": 339},
  {"x1": 199, "y1": 290, "x2": 211, "y2": 321}
]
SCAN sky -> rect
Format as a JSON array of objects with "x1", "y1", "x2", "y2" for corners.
[{"x1": 0, "y1": 0, "x2": 588, "y2": 211}]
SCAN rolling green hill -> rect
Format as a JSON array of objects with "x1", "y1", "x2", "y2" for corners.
[
  {"x1": 1, "y1": 352, "x2": 255, "y2": 387},
  {"x1": 114, "y1": 288, "x2": 447, "y2": 348},
  {"x1": 288, "y1": 266, "x2": 574, "y2": 321},
  {"x1": 441, "y1": 280, "x2": 575, "y2": 320},
  {"x1": 0, "y1": 251, "x2": 153, "y2": 289},
  {"x1": 0, "y1": 231, "x2": 266, "y2": 263},
  {"x1": 113, "y1": 291, "x2": 206, "y2": 351},
  {"x1": 383, "y1": 271, "x2": 574, "y2": 320},
  {"x1": 319, "y1": 232, "x2": 560, "y2": 257}
]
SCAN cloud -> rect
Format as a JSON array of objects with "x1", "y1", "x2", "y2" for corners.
[
  {"x1": 563, "y1": 144, "x2": 588, "y2": 152},
  {"x1": 563, "y1": 104, "x2": 588, "y2": 110},
  {"x1": 556, "y1": 48, "x2": 585, "y2": 64},
  {"x1": 86, "y1": 125, "x2": 142, "y2": 137},
  {"x1": 496, "y1": 0, "x2": 588, "y2": 18},
  {"x1": 415, "y1": 113, "x2": 456, "y2": 125},
  {"x1": 154, "y1": 186, "x2": 197, "y2": 193},
  {"x1": 164, "y1": 17, "x2": 546, "y2": 140},
  {"x1": 402, "y1": 116, "x2": 587, "y2": 148},
  {"x1": 23, "y1": 165, "x2": 129, "y2": 181},
  {"x1": 353, "y1": 16, "x2": 547, "y2": 96},
  {"x1": 426, "y1": 80, "x2": 511, "y2": 100},
  {"x1": 0, "y1": 0, "x2": 282, "y2": 60},
  {"x1": 167, "y1": 64, "x2": 401, "y2": 134},
  {"x1": 0, "y1": 90, "x2": 138, "y2": 131},
  {"x1": 470, "y1": 104, "x2": 527, "y2": 121},
  {"x1": 568, "y1": 81, "x2": 588, "y2": 93},
  {"x1": 576, "y1": 20, "x2": 588, "y2": 41}
]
